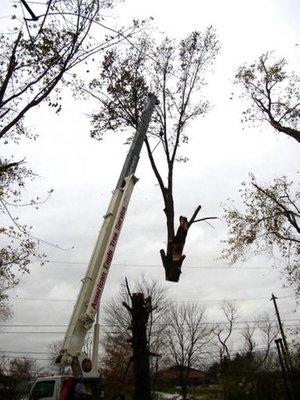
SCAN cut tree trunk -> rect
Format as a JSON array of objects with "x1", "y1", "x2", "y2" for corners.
[
  {"x1": 161, "y1": 216, "x2": 188, "y2": 282},
  {"x1": 123, "y1": 293, "x2": 152, "y2": 400},
  {"x1": 160, "y1": 205, "x2": 216, "y2": 282}
]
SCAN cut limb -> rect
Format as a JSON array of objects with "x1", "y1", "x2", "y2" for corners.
[
  {"x1": 160, "y1": 215, "x2": 189, "y2": 282},
  {"x1": 172, "y1": 216, "x2": 189, "y2": 261},
  {"x1": 160, "y1": 208, "x2": 218, "y2": 282}
]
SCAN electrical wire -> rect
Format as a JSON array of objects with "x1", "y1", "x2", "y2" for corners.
[
  {"x1": 32, "y1": 259, "x2": 274, "y2": 270},
  {"x1": 1, "y1": 323, "x2": 300, "y2": 335},
  {"x1": 1, "y1": 318, "x2": 299, "y2": 329},
  {"x1": 0, "y1": 354, "x2": 51, "y2": 361},
  {"x1": 9, "y1": 294, "x2": 295, "y2": 303},
  {"x1": 13, "y1": 1, "x2": 48, "y2": 4},
  {"x1": 0, "y1": 350, "x2": 50, "y2": 355}
]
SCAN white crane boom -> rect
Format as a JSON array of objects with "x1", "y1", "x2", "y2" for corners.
[{"x1": 56, "y1": 94, "x2": 157, "y2": 377}]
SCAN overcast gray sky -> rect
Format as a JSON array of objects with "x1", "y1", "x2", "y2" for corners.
[{"x1": 0, "y1": 0, "x2": 299, "y2": 369}]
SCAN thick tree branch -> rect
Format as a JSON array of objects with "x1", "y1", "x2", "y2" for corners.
[
  {"x1": 144, "y1": 137, "x2": 165, "y2": 196},
  {"x1": 0, "y1": 32, "x2": 21, "y2": 106}
]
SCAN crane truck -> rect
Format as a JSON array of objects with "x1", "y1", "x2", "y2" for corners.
[{"x1": 27, "y1": 94, "x2": 158, "y2": 400}]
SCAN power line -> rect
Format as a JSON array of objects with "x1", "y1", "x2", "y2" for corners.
[
  {"x1": 1, "y1": 318, "x2": 299, "y2": 328},
  {"x1": 0, "y1": 324, "x2": 68, "y2": 327},
  {"x1": 1, "y1": 347, "x2": 279, "y2": 362},
  {"x1": 11, "y1": 296, "x2": 74, "y2": 302},
  {"x1": 34, "y1": 260, "x2": 273, "y2": 270},
  {"x1": 0, "y1": 323, "x2": 113, "y2": 327},
  {"x1": 2, "y1": 325, "x2": 300, "y2": 335},
  {"x1": 0, "y1": 331, "x2": 65, "y2": 334},
  {"x1": 13, "y1": 1, "x2": 48, "y2": 4},
  {"x1": 0, "y1": 354, "x2": 51, "y2": 361},
  {"x1": 1, "y1": 322, "x2": 299, "y2": 334},
  {"x1": 10, "y1": 294, "x2": 295, "y2": 303},
  {"x1": 0, "y1": 346, "x2": 279, "y2": 358},
  {"x1": 0, "y1": 350, "x2": 50, "y2": 355}
]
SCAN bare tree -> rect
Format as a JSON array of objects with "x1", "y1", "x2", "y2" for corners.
[
  {"x1": 217, "y1": 314, "x2": 279, "y2": 400},
  {"x1": 256, "y1": 313, "x2": 279, "y2": 367},
  {"x1": 238, "y1": 314, "x2": 278, "y2": 367},
  {"x1": 48, "y1": 340, "x2": 63, "y2": 362},
  {"x1": 234, "y1": 52, "x2": 300, "y2": 143},
  {"x1": 86, "y1": 28, "x2": 219, "y2": 281},
  {"x1": 101, "y1": 333, "x2": 133, "y2": 399},
  {"x1": 164, "y1": 302, "x2": 214, "y2": 400},
  {"x1": 104, "y1": 276, "x2": 169, "y2": 351},
  {"x1": 102, "y1": 277, "x2": 169, "y2": 397},
  {"x1": 214, "y1": 301, "x2": 239, "y2": 363},
  {"x1": 241, "y1": 323, "x2": 257, "y2": 357},
  {"x1": 9, "y1": 356, "x2": 42, "y2": 381},
  {"x1": 222, "y1": 174, "x2": 300, "y2": 296},
  {"x1": 0, "y1": 356, "x2": 43, "y2": 399}
]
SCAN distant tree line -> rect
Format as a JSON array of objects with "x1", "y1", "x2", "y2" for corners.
[
  {"x1": 98, "y1": 278, "x2": 300, "y2": 400},
  {"x1": 0, "y1": 355, "x2": 41, "y2": 399}
]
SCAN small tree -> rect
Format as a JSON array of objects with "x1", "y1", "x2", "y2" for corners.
[
  {"x1": 219, "y1": 314, "x2": 279, "y2": 400},
  {"x1": 256, "y1": 313, "x2": 279, "y2": 367},
  {"x1": 87, "y1": 29, "x2": 219, "y2": 281},
  {"x1": 0, "y1": 356, "x2": 42, "y2": 399},
  {"x1": 214, "y1": 301, "x2": 239, "y2": 363},
  {"x1": 164, "y1": 302, "x2": 214, "y2": 399},
  {"x1": 234, "y1": 52, "x2": 300, "y2": 143},
  {"x1": 9, "y1": 357, "x2": 41, "y2": 381},
  {"x1": 101, "y1": 333, "x2": 133, "y2": 399},
  {"x1": 47, "y1": 339, "x2": 63, "y2": 374},
  {"x1": 240, "y1": 314, "x2": 278, "y2": 366},
  {"x1": 222, "y1": 174, "x2": 300, "y2": 296},
  {"x1": 241, "y1": 323, "x2": 257, "y2": 357},
  {"x1": 221, "y1": 351, "x2": 283, "y2": 400}
]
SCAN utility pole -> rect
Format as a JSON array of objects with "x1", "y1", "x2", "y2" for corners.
[
  {"x1": 275, "y1": 338, "x2": 292, "y2": 400},
  {"x1": 271, "y1": 294, "x2": 290, "y2": 356},
  {"x1": 123, "y1": 291, "x2": 153, "y2": 400},
  {"x1": 272, "y1": 294, "x2": 296, "y2": 400}
]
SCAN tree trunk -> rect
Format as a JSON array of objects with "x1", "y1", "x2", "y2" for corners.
[
  {"x1": 131, "y1": 293, "x2": 152, "y2": 400},
  {"x1": 181, "y1": 379, "x2": 188, "y2": 400}
]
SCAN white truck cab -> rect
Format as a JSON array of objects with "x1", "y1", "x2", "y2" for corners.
[
  {"x1": 28, "y1": 376, "x2": 104, "y2": 400},
  {"x1": 28, "y1": 375, "x2": 104, "y2": 400}
]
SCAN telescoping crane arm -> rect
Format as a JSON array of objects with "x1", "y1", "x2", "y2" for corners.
[{"x1": 56, "y1": 93, "x2": 158, "y2": 377}]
